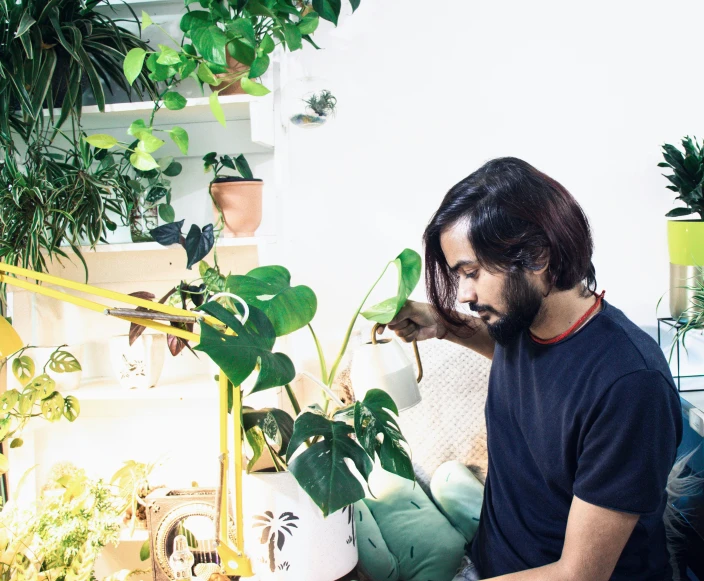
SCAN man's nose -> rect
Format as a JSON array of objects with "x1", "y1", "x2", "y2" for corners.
[{"x1": 457, "y1": 279, "x2": 477, "y2": 305}]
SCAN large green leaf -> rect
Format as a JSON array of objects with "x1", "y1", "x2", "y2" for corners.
[
  {"x1": 283, "y1": 23, "x2": 302, "y2": 51},
  {"x1": 354, "y1": 389, "x2": 414, "y2": 481},
  {"x1": 124, "y1": 48, "x2": 147, "y2": 85},
  {"x1": 194, "y1": 301, "x2": 295, "y2": 392},
  {"x1": 191, "y1": 25, "x2": 228, "y2": 66},
  {"x1": 164, "y1": 91, "x2": 187, "y2": 110},
  {"x1": 86, "y1": 134, "x2": 118, "y2": 149},
  {"x1": 313, "y1": 0, "x2": 341, "y2": 25},
  {"x1": 287, "y1": 412, "x2": 373, "y2": 516},
  {"x1": 240, "y1": 76, "x2": 270, "y2": 96},
  {"x1": 169, "y1": 127, "x2": 189, "y2": 155},
  {"x1": 298, "y1": 12, "x2": 320, "y2": 35},
  {"x1": 361, "y1": 248, "x2": 422, "y2": 324},
  {"x1": 209, "y1": 91, "x2": 226, "y2": 126},
  {"x1": 225, "y1": 266, "x2": 317, "y2": 336}
]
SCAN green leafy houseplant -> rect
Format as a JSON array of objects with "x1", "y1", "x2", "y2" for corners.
[
  {"x1": 0, "y1": 345, "x2": 82, "y2": 474},
  {"x1": 90, "y1": 0, "x2": 361, "y2": 172},
  {"x1": 141, "y1": 245, "x2": 421, "y2": 517},
  {"x1": 0, "y1": 0, "x2": 156, "y2": 147},
  {"x1": 659, "y1": 136, "x2": 704, "y2": 219},
  {"x1": 0, "y1": 463, "x2": 148, "y2": 581}
]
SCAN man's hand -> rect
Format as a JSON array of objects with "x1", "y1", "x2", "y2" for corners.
[
  {"x1": 381, "y1": 300, "x2": 447, "y2": 342},
  {"x1": 485, "y1": 495, "x2": 639, "y2": 581}
]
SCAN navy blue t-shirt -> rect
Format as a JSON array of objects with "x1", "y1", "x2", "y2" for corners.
[{"x1": 471, "y1": 298, "x2": 683, "y2": 580}]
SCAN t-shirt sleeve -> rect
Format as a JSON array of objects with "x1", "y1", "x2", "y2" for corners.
[{"x1": 573, "y1": 369, "x2": 682, "y2": 515}]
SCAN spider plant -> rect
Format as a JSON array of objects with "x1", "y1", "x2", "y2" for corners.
[{"x1": 0, "y1": 0, "x2": 157, "y2": 147}]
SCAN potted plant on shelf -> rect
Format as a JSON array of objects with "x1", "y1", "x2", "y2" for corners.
[
  {"x1": 659, "y1": 136, "x2": 704, "y2": 323},
  {"x1": 203, "y1": 151, "x2": 263, "y2": 238}
]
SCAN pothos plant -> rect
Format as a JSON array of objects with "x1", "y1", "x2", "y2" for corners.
[
  {"x1": 0, "y1": 345, "x2": 82, "y2": 474},
  {"x1": 87, "y1": 0, "x2": 362, "y2": 172},
  {"x1": 149, "y1": 247, "x2": 421, "y2": 517}
]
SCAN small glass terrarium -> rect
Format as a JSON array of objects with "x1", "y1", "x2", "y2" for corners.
[{"x1": 290, "y1": 89, "x2": 338, "y2": 128}]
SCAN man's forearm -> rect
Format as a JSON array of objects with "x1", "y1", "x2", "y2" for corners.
[{"x1": 484, "y1": 561, "x2": 572, "y2": 581}]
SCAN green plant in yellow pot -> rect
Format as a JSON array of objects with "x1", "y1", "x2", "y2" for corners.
[{"x1": 660, "y1": 136, "x2": 704, "y2": 322}]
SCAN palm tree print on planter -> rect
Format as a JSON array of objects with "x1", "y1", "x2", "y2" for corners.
[
  {"x1": 252, "y1": 511, "x2": 299, "y2": 572},
  {"x1": 342, "y1": 505, "x2": 355, "y2": 547}
]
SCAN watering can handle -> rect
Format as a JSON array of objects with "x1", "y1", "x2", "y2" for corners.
[{"x1": 372, "y1": 323, "x2": 424, "y2": 383}]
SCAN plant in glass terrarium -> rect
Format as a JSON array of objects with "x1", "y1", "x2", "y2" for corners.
[{"x1": 290, "y1": 89, "x2": 338, "y2": 128}]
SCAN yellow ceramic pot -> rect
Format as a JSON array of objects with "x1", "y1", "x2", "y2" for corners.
[{"x1": 667, "y1": 219, "x2": 704, "y2": 321}]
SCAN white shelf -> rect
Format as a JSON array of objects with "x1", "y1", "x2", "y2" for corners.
[
  {"x1": 75, "y1": 377, "x2": 218, "y2": 402},
  {"x1": 67, "y1": 236, "x2": 276, "y2": 254}
]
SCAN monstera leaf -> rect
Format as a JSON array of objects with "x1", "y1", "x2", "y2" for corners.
[
  {"x1": 243, "y1": 406, "x2": 295, "y2": 471},
  {"x1": 224, "y1": 266, "x2": 317, "y2": 336},
  {"x1": 195, "y1": 301, "x2": 295, "y2": 393},
  {"x1": 354, "y1": 389, "x2": 414, "y2": 481},
  {"x1": 361, "y1": 249, "x2": 422, "y2": 324},
  {"x1": 287, "y1": 412, "x2": 373, "y2": 516}
]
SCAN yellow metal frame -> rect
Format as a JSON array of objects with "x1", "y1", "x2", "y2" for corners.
[{"x1": 0, "y1": 263, "x2": 253, "y2": 577}]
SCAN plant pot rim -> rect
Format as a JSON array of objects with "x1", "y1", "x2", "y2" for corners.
[
  {"x1": 211, "y1": 177, "x2": 263, "y2": 184},
  {"x1": 668, "y1": 218, "x2": 704, "y2": 222}
]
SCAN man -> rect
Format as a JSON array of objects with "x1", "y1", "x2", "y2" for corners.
[{"x1": 383, "y1": 158, "x2": 683, "y2": 580}]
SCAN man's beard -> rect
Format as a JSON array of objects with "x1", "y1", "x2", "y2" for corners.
[{"x1": 469, "y1": 269, "x2": 544, "y2": 347}]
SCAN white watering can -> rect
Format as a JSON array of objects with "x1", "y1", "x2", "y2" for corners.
[{"x1": 350, "y1": 323, "x2": 423, "y2": 412}]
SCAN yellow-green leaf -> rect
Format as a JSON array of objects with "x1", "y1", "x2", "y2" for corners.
[
  {"x1": 169, "y1": 127, "x2": 189, "y2": 155},
  {"x1": 209, "y1": 91, "x2": 226, "y2": 127},
  {"x1": 241, "y1": 76, "x2": 270, "y2": 97},
  {"x1": 131, "y1": 149, "x2": 160, "y2": 171},
  {"x1": 30, "y1": 374, "x2": 56, "y2": 399},
  {"x1": 41, "y1": 392, "x2": 64, "y2": 422},
  {"x1": 64, "y1": 395, "x2": 80, "y2": 422},
  {"x1": 197, "y1": 63, "x2": 217, "y2": 86},
  {"x1": 85, "y1": 134, "x2": 118, "y2": 149},
  {"x1": 0, "y1": 418, "x2": 11, "y2": 441},
  {"x1": 9, "y1": 438, "x2": 23, "y2": 449},
  {"x1": 0, "y1": 389, "x2": 19, "y2": 413},
  {"x1": 124, "y1": 47, "x2": 147, "y2": 85},
  {"x1": 139, "y1": 133, "x2": 165, "y2": 154},
  {"x1": 12, "y1": 356, "x2": 34, "y2": 387},
  {"x1": 128, "y1": 119, "x2": 151, "y2": 139},
  {"x1": 157, "y1": 44, "x2": 181, "y2": 66},
  {"x1": 0, "y1": 454, "x2": 8, "y2": 475},
  {"x1": 142, "y1": 11, "x2": 153, "y2": 29},
  {"x1": 18, "y1": 389, "x2": 37, "y2": 414},
  {"x1": 48, "y1": 350, "x2": 82, "y2": 373}
]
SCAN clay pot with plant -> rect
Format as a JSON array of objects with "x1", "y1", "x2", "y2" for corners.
[{"x1": 204, "y1": 152, "x2": 263, "y2": 238}]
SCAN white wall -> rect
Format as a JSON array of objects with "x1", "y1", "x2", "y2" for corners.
[{"x1": 275, "y1": 0, "x2": 704, "y2": 364}]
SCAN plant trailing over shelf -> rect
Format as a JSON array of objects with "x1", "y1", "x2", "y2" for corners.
[
  {"x1": 0, "y1": 345, "x2": 82, "y2": 473},
  {"x1": 89, "y1": 0, "x2": 362, "y2": 172},
  {"x1": 0, "y1": 135, "x2": 134, "y2": 277},
  {"x1": 659, "y1": 136, "x2": 704, "y2": 220}
]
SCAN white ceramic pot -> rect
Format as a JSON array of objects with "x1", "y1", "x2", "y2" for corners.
[
  {"x1": 109, "y1": 334, "x2": 166, "y2": 389},
  {"x1": 350, "y1": 337, "x2": 422, "y2": 411},
  {"x1": 242, "y1": 471, "x2": 357, "y2": 581},
  {"x1": 7, "y1": 345, "x2": 84, "y2": 392}
]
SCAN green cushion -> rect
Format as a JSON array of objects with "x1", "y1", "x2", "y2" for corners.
[
  {"x1": 355, "y1": 500, "x2": 400, "y2": 581},
  {"x1": 359, "y1": 467, "x2": 466, "y2": 581},
  {"x1": 430, "y1": 461, "x2": 484, "y2": 543}
]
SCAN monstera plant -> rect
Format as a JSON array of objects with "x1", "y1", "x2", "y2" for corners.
[
  {"x1": 191, "y1": 248, "x2": 421, "y2": 516},
  {"x1": 132, "y1": 241, "x2": 419, "y2": 516}
]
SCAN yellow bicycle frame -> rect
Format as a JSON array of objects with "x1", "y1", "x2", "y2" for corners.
[{"x1": 0, "y1": 262, "x2": 253, "y2": 577}]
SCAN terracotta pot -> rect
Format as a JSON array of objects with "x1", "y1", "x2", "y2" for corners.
[
  {"x1": 210, "y1": 179, "x2": 263, "y2": 238},
  {"x1": 213, "y1": 54, "x2": 250, "y2": 96}
]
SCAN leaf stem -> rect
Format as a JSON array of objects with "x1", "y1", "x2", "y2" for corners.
[
  {"x1": 284, "y1": 383, "x2": 301, "y2": 417},
  {"x1": 307, "y1": 324, "x2": 328, "y2": 383}
]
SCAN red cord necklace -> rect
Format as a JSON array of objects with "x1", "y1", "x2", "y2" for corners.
[{"x1": 529, "y1": 290, "x2": 606, "y2": 345}]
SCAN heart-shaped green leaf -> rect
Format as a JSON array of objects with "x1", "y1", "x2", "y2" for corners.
[
  {"x1": 85, "y1": 134, "x2": 118, "y2": 149},
  {"x1": 354, "y1": 389, "x2": 414, "y2": 481},
  {"x1": 241, "y1": 76, "x2": 270, "y2": 96},
  {"x1": 124, "y1": 47, "x2": 147, "y2": 85},
  {"x1": 312, "y1": 0, "x2": 341, "y2": 25},
  {"x1": 185, "y1": 224, "x2": 214, "y2": 269},
  {"x1": 283, "y1": 23, "x2": 302, "y2": 51},
  {"x1": 164, "y1": 91, "x2": 187, "y2": 110},
  {"x1": 287, "y1": 412, "x2": 373, "y2": 516},
  {"x1": 139, "y1": 134, "x2": 165, "y2": 154},
  {"x1": 169, "y1": 127, "x2": 189, "y2": 155},
  {"x1": 191, "y1": 25, "x2": 228, "y2": 66},
  {"x1": 159, "y1": 203, "x2": 176, "y2": 223},
  {"x1": 194, "y1": 301, "x2": 295, "y2": 393},
  {"x1": 141, "y1": 11, "x2": 153, "y2": 29},
  {"x1": 209, "y1": 91, "x2": 226, "y2": 126},
  {"x1": 131, "y1": 148, "x2": 160, "y2": 171},
  {"x1": 298, "y1": 12, "x2": 320, "y2": 35},
  {"x1": 225, "y1": 266, "x2": 317, "y2": 336},
  {"x1": 157, "y1": 45, "x2": 182, "y2": 65},
  {"x1": 361, "y1": 248, "x2": 422, "y2": 324}
]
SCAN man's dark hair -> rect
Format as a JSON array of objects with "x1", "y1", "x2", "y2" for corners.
[{"x1": 423, "y1": 157, "x2": 597, "y2": 328}]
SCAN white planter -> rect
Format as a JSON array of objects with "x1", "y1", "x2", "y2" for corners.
[
  {"x1": 109, "y1": 334, "x2": 166, "y2": 389},
  {"x1": 7, "y1": 345, "x2": 84, "y2": 392},
  {"x1": 242, "y1": 471, "x2": 358, "y2": 581}
]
